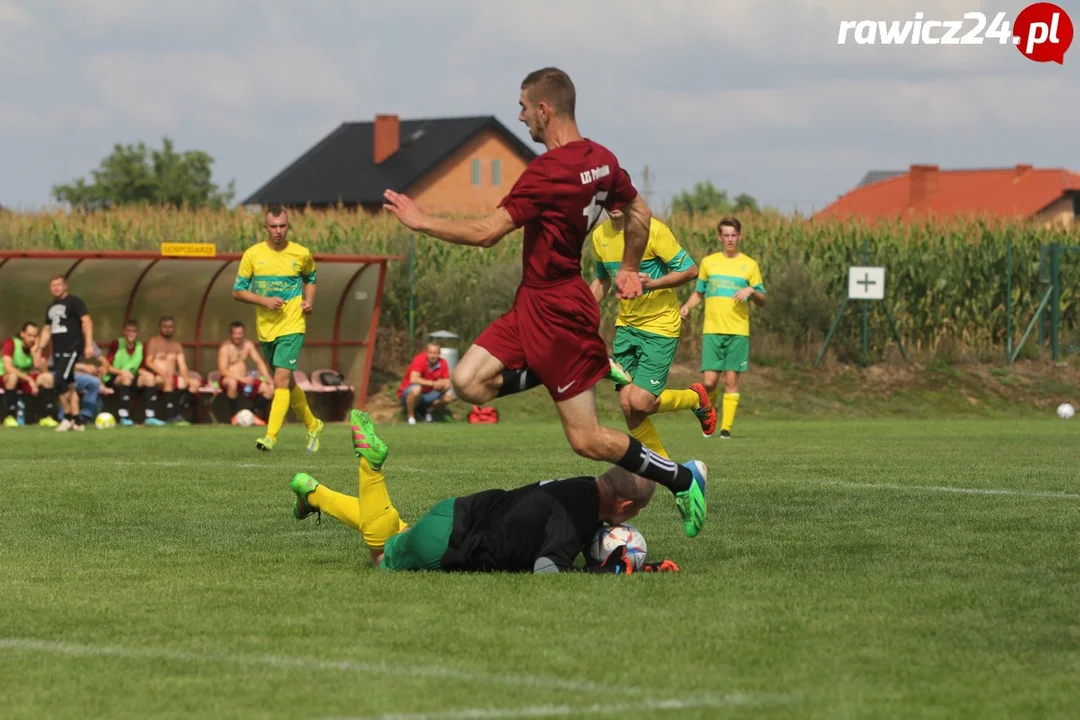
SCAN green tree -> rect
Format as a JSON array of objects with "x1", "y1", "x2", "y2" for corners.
[
  {"x1": 52, "y1": 136, "x2": 235, "y2": 210},
  {"x1": 670, "y1": 180, "x2": 760, "y2": 217}
]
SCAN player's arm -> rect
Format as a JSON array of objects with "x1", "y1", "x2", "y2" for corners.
[
  {"x1": 408, "y1": 369, "x2": 435, "y2": 388},
  {"x1": 232, "y1": 253, "x2": 283, "y2": 310},
  {"x1": 35, "y1": 325, "x2": 50, "y2": 355},
  {"x1": 383, "y1": 190, "x2": 517, "y2": 249},
  {"x1": 249, "y1": 341, "x2": 273, "y2": 381},
  {"x1": 613, "y1": 192, "x2": 652, "y2": 300},
  {"x1": 643, "y1": 225, "x2": 698, "y2": 291},
  {"x1": 175, "y1": 347, "x2": 193, "y2": 384},
  {"x1": 734, "y1": 264, "x2": 766, "y2": 306},
  {"x1": 301, "y1": 253, "x2": 316, "y2": 313},
  {"x1": 589, "y1": 277, "x2": 611, "y2": 303}
]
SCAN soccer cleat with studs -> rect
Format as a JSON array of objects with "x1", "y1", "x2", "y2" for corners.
[
  {"x1": 690, "y1": 383, "x2": 717, "y2": 438},
  {"x1": 351, "y1": 409, "x2": 388, "y2": 469},
  {"x1": 289, "y1": 472, "x2": 321, "y2": 522}
]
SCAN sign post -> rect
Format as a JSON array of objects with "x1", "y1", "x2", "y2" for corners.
[{"x1": 816, "y1": 264, "x2": 908, "y2": 366}]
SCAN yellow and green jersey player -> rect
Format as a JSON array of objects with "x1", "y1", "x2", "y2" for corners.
[
  {"x1": 590, "y1": 209, "x2": 718, "y2": 458},
  {"x1": 232, "y1": 205, "x2": 324, "y2": 452},
  {"x1": 680, "y1": 217, "x2": 765, "y2": 438}
]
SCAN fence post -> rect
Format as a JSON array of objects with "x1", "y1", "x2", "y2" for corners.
[
  {"x1": 408, "y1": 233, "x2": 416, "y2": 358},
  {"x1": 1051, "y1": 242, "x2": 1061, "y2": 361},
  {"x1": 1005, "y1": 235, "x2": 1012, "y2": 364}
]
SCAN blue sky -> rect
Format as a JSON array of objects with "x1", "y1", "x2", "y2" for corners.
[{"x1": 2, "y1": 0, "x2": 1077, "y2": 214}]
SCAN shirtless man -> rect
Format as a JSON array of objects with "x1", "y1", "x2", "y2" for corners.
[
  {"x1": 143, "y1": 315, "x2": 195, "y2": 426},
  {"x1": 218, "y1": 321, "x2": 274, "y2": 425}
]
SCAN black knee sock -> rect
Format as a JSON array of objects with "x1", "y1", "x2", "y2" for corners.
[
  {"x1": 145, "y1": 389, "x2": 159, "y2": 419},
  {"x1": 228, "y1": 396, "x2": 240, "y2": 416},
  {"x1": 253, "y1": 394, "x2": 269, "y2": 419},
  {"x1": 616, "y1": 437, "x2": 693, "y2": 494},
  {"x1": 179, "y1": 391, "x2": 193, "y2": 417},
  {"x1": 40, "y1": 387, "x2": 56, "y2": 419},
  {"x1": 2, "y1": 389, "x2": 13, "y2": 418},
  {"x1": 496, "y1": 368, "x2": 542, "y2": 398},
  {"x1": 165, "y1": 391, "x2": 177, "y2": 418},
  {"x1": 118, "y1": 386, "x2": 134, "y2": 420}
]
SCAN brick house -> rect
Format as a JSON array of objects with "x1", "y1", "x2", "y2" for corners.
[
  {"x1": 814, "y1": 164, "x2": 1080, "y2": 226},
  {"x1": 243, "y1": 115, "x2": 537, "y2": 214}
]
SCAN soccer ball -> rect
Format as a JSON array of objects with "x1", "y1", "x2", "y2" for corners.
[
  {"x1": 1057, "y1": 403, "x2": 1075, "y2": 420},
  {"x1": 234, "y1": 409, "x2": 255, "y2": 427},
  {"x1": 94, "y1": 412, "x2": 116, "y2": 430},
  {"x1": 588, "y1": 523, "x2": 647, "y2": 571}
]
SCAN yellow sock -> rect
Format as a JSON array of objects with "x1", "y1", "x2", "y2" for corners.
[
  {"x1": 629, "y1": 417, "x2": 668, "y2": 459},
  {"x1": 657, "y1": 388, "x2": 699, "y2": 414},
  {"x1": 358, "y1": 457, "x2": 403, "y2": 551},
  {"x1": 308, "y1": 485, "x2": 361, "y2": 531},
  {"x1": 267, "y1": 388, "x2": 290, "y2": 441},
  {"x1": 722, "y1": 393, "x2": 740, "y2": 432},
  {"x1": 289, "y1": 385, "x2": 319, "y2": 432}
]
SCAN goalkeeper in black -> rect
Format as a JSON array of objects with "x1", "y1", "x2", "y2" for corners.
[{"x1": 288, "y1": 410, "x2": 682, "y2": 575}]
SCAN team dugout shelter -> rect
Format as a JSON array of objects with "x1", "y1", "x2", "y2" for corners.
[{"x1": 0, "y1": 246, "x2": 398, "y2": 417}]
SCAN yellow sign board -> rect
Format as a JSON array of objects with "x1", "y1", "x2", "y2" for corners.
[{"x1": 160, "y1": 242, "x2": 217, "y2": 258}]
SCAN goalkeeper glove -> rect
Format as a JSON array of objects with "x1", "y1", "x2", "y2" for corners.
[
  {"x1": 584, "y1": 545, "x2": 635, "y2": 575},
  {"x1": 642, "y1": 559, "x2": 680, "y2": 573}
]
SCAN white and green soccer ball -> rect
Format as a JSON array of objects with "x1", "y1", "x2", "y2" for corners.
[
  {"x1": 1057, "y1": 403, "x2": 1075, "y2": 420},
  {"x1": 95, "y1": 412, "x2": 117, "y2": 429}
]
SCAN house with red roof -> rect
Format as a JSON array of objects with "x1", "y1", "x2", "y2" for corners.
[{"x1": 814, "y1": 164, "x2": 1080, "y2": 226}]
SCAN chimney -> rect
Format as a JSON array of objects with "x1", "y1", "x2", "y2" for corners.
[
  {"x1": 373, "y1": 114, "x2": 400, "y2": 164},
  {"x1": 1015, "y1": 163, "x2": 1033, "y2": 179},
  {"x1": 909, "y1": 164, "x2": 939, "y2": 206}
]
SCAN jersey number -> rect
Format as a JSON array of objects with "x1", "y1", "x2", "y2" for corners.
[{"x1": 582, "y1": 191, "x2": 609, "y2": 231}]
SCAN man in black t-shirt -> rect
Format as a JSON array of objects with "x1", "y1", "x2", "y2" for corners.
[
  {"x1": 35, "y1": 275, "x2": 94, "y2": 430},
  {"x1": 289, "y1": 410, "x2": 683, "y2": 575}
]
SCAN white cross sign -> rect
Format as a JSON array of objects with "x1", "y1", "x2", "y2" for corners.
[{"x1": 848, "y1": 266, "x2": 885, "y2": 300}]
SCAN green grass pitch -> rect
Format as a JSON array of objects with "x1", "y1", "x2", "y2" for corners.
[{"x1": 2, "y1": 416, "x2": 1078, "y2": 719}]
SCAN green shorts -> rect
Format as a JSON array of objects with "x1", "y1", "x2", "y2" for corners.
[
  {"x1": 261, "y1": 333, "x2": 304, "y2": 371},
  {"x1": 612, "y1": 326, "x2": 678, "y2": 396},
  {"x1": 702, "y1": 334, "x2": 750, "y2": 373},
  {"x1": 379, "y1": 497, "x2": 455, "y2": 571}
]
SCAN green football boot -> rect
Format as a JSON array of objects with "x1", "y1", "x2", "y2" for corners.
[
  {"x1": 674, "y1": 460, "x2": 708, "y2": 538},
  {"x1": 289, "y1": 472, "x2": 321, "y2": 522},
  {"x1": 350, "y1": 410, "x2": 388, "y2": 470},
  {"x1": 605, "y1": 357, "x2": 633, "y2": 387},
  {"x1": 255, "y1": 435, "x2": 275, "y2": 451}
]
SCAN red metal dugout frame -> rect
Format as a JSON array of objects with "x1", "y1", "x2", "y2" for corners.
[{"x1": 0, "y1": 249, "x2": 400, "y2": 409}]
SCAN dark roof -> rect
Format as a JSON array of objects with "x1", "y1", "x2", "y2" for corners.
[
  {"x1": 856, "y1": 170, "x2": 904, "y2": 188},
  {"x1": 242, "y1": 116, "x2": 538, "y2": 206}
]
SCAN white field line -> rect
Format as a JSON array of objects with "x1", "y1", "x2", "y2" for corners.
[
  {"x1": 0, "y1": 638, "x2": 642, "y2": 696},
  {"x1": 819, "y1": 479, "x2": 1080, "y2": 501},
  {"x1": 325, "y1": 693, "x2": 772, "y2": 720}
]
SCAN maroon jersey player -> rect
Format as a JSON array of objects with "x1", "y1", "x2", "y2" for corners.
[{"x1": 383, "y1": 67, "x2": 706, "y2": 538}]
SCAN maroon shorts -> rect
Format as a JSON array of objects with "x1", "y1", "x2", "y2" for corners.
[
  {"x1": 17, "y1": 372, "x2": 40, "y2": 394},
  {"x1": 474, "y1": 278, "x2": 609, "y2": 402}
]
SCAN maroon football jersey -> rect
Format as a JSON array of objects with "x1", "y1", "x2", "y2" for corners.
[{"x1": 499, "y1": 139, "x2": 638, "y2": 286}]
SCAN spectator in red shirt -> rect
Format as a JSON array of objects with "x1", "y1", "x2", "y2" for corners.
[{"x1": 397, "y1": 342, "x2": 454, "y2": 425}]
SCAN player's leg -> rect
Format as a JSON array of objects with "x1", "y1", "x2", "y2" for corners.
[
  {"x1": 717, "y1": 335, "x2": 747, "y2": 438},
  {"x1": 403, "y1": 384, "x2": 422, "y2": 424},
  {"x1": 114, "y1": 374, "x2": 134, "y2": 426},
  {"x1": 2, "y1": 373, "x2": 18, "y2": 425},
  {"x1": 647, "y1": 332, "x2": 716, "y2": 437},
  {"x1": 615, "y1": 328, "x2": 666, "y2": 457},
  {"x1": 74, "y1": 373, "x2": 99, "y2": 429},
  {"x1": 253, "y1": 380, "x2": 272, "y2": 424},
  {"x1": 417, "y1": 389, "x2": 443, "y2": 421},
  {"x1": 36, "y1": 372, "x2": 58, "y2": 427},
  {"x1": 258, "y1": 339, "x2": 289, "y2": 450},
  {"x1": 554, "y1": 389, "x2": 708, "y2": 537},
  {"x1": 140, "y1": 370, "x2": 166, "y2": 426},
  {"x1": 222, "y1": 376, "x2": 241, "y2": 419},
  {"x1": 452, "y1": 310, "x2": 537, "y2": 404},
  {"x1": 276, "y1": 334, "x2": 323, "y2": 448},
  {"x1": 172, "y1": 373, "x2": 193, "y2": 425}
]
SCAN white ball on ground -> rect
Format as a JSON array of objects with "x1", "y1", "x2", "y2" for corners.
[
  {"x1": 94, "y1": 412, "x2": 116, "y2": 430},
  {"x1": 588, "y1": 523, "x2": 647, "y2": 571},
  {"x1": 1056, "y1": 403, "x2": 1075, "y2": 420},
  {"x1": 235, "y1": 409, "x2": 255, "y2": 427}
]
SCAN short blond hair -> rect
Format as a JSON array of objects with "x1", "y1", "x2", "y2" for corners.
[{"x1": 597, "y1": 466, "x2": 656, "y2": 509}]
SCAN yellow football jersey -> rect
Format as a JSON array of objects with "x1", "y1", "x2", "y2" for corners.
[
  {"x1": 696, "y1": 252, "x2": 765, "y2": 336},
  {"x1": 591, "y1": 218, "x2": 694, "y2": 338},
  {"x1": 233, "y1": 241, "x2": 316, "y2": 342}
]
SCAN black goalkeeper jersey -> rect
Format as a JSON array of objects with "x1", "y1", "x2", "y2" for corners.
[{"x1": 441, "y1": 477, "x2": 601, "y2": 573}]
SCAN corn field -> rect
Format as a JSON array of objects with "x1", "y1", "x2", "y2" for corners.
[{"x1": 2, "y1": 207, "x2": 1078, "y2": 363}]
